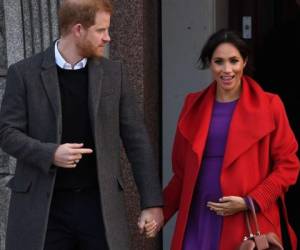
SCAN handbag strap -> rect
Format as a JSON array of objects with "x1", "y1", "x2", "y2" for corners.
[
  {"x1": 245, "y1": 197, "x2": 261, "y2": 236},
  {"x1": 244, "y1": 210, "x2": 254, "y2": 238}
]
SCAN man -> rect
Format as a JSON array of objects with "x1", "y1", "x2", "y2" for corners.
[{"x1": 0, "y1": 0, "x2": 163, "y2": 249}]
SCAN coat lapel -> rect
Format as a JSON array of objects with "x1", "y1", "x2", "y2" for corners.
[
  {"x1": 178, "y1": 84, "x2": 216, "y2": 164},
  {"x1": 223, "y1": 76, "x2": 275, "y2": 169},
  {"x1": 178, "y1": 76, "x2": 275, "y2": 170},
  {"x1": 87, "y1": 58, "x2": 103, "y2": 133},
  {"x1": 40, "y1": 45, "x2": 62, "y2": 130}
]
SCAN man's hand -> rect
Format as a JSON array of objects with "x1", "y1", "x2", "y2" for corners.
[
  {"x1": 53, "y1": 143, "x2": 93, "y2": 168},
  {"x1": 207, "y1": 196, "x2": 247, "y2": 216},
  {"x1": 137, "y1": 207, "x2": 164, "y2": 238}
]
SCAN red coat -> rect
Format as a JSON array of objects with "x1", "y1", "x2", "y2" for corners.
[{"x1": 163, "y1": 76, "x2": 300, "y2": 250}]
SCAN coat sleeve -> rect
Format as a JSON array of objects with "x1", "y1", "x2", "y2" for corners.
[
  {"x1": 163, "y1": 94, "x2": 192, "y2": 223},
  {"x1": 119, "y1": 62, "x2": 163, "y2": 209},
  {"x1": 0, "y1": 64, "x2": 58, "y2": 174},
  {"x1": 249, "y1": 95, "x2": 300, "y2": 211}
]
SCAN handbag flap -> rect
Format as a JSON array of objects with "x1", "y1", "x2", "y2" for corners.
[
  {"x1": 254, "y1": 234, "x2": 269, "y2": 250},
  {"x1": 238, "y1": 239, "x2": 256, "y2": 250}
]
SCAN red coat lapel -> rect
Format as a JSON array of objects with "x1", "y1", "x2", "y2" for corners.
[
  {"x1": 178, "y1": 83, "x2": 215, "y2": 165},
  {"x1": 177, "y1": 76, "x2": 275, "y2": 169},
  {"x1": 223, "y1": 76, "x2": 275, "y2": 169}
]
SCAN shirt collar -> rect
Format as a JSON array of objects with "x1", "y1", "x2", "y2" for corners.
[{"x1": 54, "y1": 40, "x2": 87, "y2": 70}]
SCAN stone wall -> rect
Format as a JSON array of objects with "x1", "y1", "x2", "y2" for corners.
[
  {"x1": 0, "y1": 0, "x2": 8, "y2": 247},
  {"x1": 0, "y1": 0, "x2": 6, "y2": 76},
  {"x1": 110, "y1": 0, "x2": 161, "y2": 248},
  {"x1": 0, "y1": 0, "x2": 161, "y2": 249}
]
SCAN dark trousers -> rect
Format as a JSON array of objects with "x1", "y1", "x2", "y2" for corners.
[{"x1": 44, "y1": 187, "x2": 108, "y2": 250}]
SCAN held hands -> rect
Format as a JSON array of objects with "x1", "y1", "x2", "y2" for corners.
[
  {"x1": 137, "y1": 207, "x2": 164, "y2": 238},
  {"x1": 207, "y1": 196, "x2": 247, "y2": 216},
  {"x1": 53, "y1": 143, "x2": 93, "y2": 168}
]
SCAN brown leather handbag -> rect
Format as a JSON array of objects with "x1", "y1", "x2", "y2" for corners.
[{"x1": 238, "y1": 198, "x2": 284, "y2": 250}]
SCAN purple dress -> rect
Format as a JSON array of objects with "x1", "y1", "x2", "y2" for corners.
[{"x1": 183, "y1": 100, "x2": 237, "y2": 250}]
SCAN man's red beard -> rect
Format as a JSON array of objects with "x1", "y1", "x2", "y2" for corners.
[{"x1": 77, "y1": 39, "x2": 104, "y2": 58}]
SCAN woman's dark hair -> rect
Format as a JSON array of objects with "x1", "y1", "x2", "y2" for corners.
[{"x1": 199, "y1": 29, "x2": 250, "y2": 69}]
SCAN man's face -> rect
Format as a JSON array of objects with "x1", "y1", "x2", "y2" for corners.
[{"x1": 77, "y1": 11, "x2": 111, "y2": 58}]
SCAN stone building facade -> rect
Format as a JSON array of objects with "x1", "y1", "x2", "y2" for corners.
[{"x1": 0, "y1": 0, "x2": 161, "y2": 249}]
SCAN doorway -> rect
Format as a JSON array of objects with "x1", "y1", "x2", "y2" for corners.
[{"x1": 229, "y1": 0, "x2": 300, "y2": 246}]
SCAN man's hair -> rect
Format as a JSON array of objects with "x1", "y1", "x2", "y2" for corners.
[{"x1": 59, "y1": 0, "x2": 113, "y2": 35}]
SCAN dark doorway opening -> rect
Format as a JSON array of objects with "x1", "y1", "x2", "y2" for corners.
[{"x1": 229, "y1": 0, "x2": 300, "y2": 248}]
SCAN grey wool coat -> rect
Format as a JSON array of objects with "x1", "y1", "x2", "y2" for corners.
[{"x1": 0, "y1": 45, "x2": 163, "y2": 250}]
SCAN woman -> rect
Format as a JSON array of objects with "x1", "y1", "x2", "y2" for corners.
[{"x1": 156, "y1": 29, "x2": 299, "y2": 249}]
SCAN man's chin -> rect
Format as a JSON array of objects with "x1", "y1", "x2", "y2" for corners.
[
  {"x1": 79, "y1": 47, "x2": 104, "y2": 59},
  {"x1": 90, "y1": 55, "x2": 104, "y2": 60},
  {"x1": 90, "y1": 49, "x2": 105, "y2": 59},
  {"x1": 92, "y1": 51, "x2": 105, "y2": 58},
  {"x1": 81, "y1": 51, "x2": 104, "y2": 59}
]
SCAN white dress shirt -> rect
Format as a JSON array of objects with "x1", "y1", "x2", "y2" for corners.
[{"x1": 55, "y1": 40, "x2": 87, "y2": 70}]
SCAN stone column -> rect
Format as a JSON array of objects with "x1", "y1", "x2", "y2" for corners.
[{"x1": 110, "y1": 0, "x2": 161, "y2": 249}]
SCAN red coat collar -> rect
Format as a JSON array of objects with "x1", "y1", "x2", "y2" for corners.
[{"x1": 178, "y1": 76, "x2": 275, "y2": 168}]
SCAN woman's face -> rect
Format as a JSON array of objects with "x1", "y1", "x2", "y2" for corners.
[{"x1": 210, "y1": 42, "x2": 246, "y2": 100}]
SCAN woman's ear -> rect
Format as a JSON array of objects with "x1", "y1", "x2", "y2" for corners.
[{"x1": 243, "y1": 57, "x2": 248, "y2": 68}]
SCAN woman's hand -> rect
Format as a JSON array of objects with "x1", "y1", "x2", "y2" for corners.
[{"x1": 207, "y1": 196, "x2": 247, "y2": 216}]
